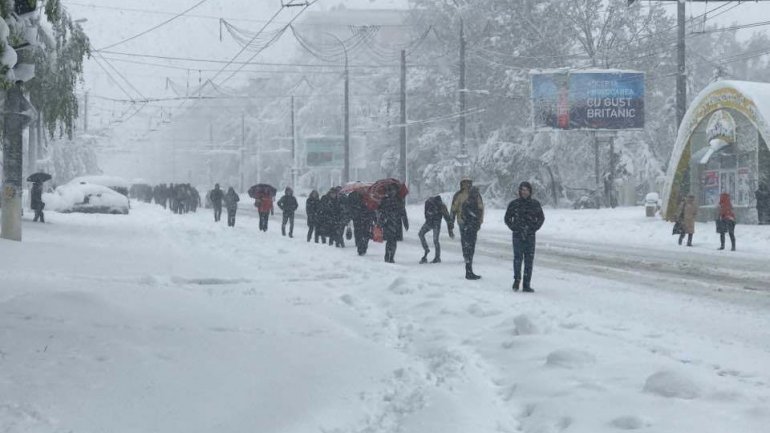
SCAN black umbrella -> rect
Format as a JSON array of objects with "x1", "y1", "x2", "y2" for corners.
[
  {"x1": 27, "y1": 172, "x2": 52, "y2": 183},
  {"x1": 248, "y1": 184, "x2": 277, "y2": 198}
]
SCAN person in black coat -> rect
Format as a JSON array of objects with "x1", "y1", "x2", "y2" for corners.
[
  {"x1": 504, "y1": 181, "x2": 545, "y2": 292},
  {"x1": 461, "y1": 187, "x2": 483, "y2": 279},
  {"x1": 756, "y1": 182, "x2": 770, "y2": 225},
  {"x1": 306, "y1": 190, "x2": 321, "y2": 242},
  {"x1": 209, "y1": 183, "x2": 224, "y2": 222},
  {"x1": 378, "y1": 184, "x2": 409, "y2": 263},
  {"x1": 418, "y1": 195, "x2": 454, "y2": 264},
  {"x1": 223, "y1": 187, "x2": 240, "y2": 227},
  {"x1": 348, "y1": 191, "x2": 376, "y2": 256},
  {"x1": 277, "y1": 187, "x2": 299, "y2": 237},
  {"x1": 319, "y1": 188, "x2": 342, "y2": 246},
  {"x1": 31, "y1": 181, "x2": 45, "y2": 223}
]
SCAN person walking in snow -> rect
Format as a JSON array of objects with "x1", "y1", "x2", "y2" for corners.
[
  {"x1": 320, "y1": 188, "x2": 343, "y2": 247},
  {"x1": 256, "y1": 193, "x2": 274, "y2": 232},
  {"x1": 504, "y1": 181, "x2": 545, "y2": 292},
  {"x1": 418, "y1": 195, "x2": 454, "y2": 264},
  {"x1": 31, "y1": 181, "x2": 45, "y2": 223},
  {"x1": 676, "y1": 194, "x2": 698, "y2": 247},
  {"x1": 224, "y1": 187, "x2": 240, "y2": 227},
  {"x1": 306, "y1": 190, "x2": 321, "y2": 242},
  {"x1": 209, "y1": 183, "x2": 224, "y2": 222},
  {"x1": 756, "y1": 182, "x2": 770, "y2": 225},
  {"x1": 277, "y1": 187, "x2": 299, "y2": 237},
  {"x1": 450, "y1": 177, "x2": 475, "y2": 230},
  {"x1": 460, "y1": 187, "x2": 483, "y2": 279},
  {"x1": 378, "y1": 183, "x2": 409, "y2": 263},
  {"x1": 717, "y1": 192, "x2": 736, "y2": 251},
  {"x1": 347, "y1": 190, "x2": 376, "y2": 256}
]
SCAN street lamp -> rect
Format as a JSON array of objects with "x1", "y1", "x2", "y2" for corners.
[{"x1": 323, "y1": 31, "x2": 349, "y2": 184}]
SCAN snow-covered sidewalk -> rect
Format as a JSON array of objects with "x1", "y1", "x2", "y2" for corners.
[{"x1": 2, "y1": 204, "x2": 770, "y2": 432}]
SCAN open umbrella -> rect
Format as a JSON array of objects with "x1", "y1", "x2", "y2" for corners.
[
  {"x1": 27, "y1": 172, "x2": 52, "y2": 183},
  {"x1": 368, "y1": 178, "x2": 408, "y2": 210},
  {"x1": 248, "y1": 183, "x2": 277, "y2": 199}
]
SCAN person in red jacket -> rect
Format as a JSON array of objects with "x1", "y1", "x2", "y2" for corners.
[
  {"x1": 256, "y1": 193, "x2": 274, "y2": 232},
  {"x1": 717, "y1": 192, "x2": 736, "y2": 251}
]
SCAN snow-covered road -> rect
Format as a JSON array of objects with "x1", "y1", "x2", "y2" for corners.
[{"x1": 2, "y1": 204, "x2": 770, "y2": 433}]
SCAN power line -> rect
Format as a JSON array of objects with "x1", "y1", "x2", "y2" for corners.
[
  {"x1": 97, "y1": 50, "x2": 411, "y2": 68},
  {"x1": 64, "y1": 1, "x2": 416, "y2": 27},
  {"x1": 217, "y1": 1, "x2": 323, "y2": 87},
  {"x1": 98, "y1": 0, "x2": 212, "y2": 51}
]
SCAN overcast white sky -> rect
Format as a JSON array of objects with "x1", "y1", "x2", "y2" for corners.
[{"x1": 62, "y1": 0, "x2": 770, "y2": 128}]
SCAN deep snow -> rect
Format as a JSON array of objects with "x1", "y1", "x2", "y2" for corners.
[{"x1": 2, "y1": 203, "x2": 770, "y2": 433}]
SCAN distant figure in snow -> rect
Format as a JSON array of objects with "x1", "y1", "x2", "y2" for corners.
[
  {"x1": 319, "y1": 188, "x2": 343, "y2": 247},
  {"x1": 450, "y1": 178, "x2": 475, "y2": 230},
  {"x1": 460, "y1": 187, "x2": 484, "y2": 280},
  {"x1": 717, "y1": 192, "x2": 736, "y2": 251},
  {"x1": 256, "y1": 193, "x2": 273, "y2": 232},
  {"x1": 224, "y1": 187, "x2": 239, "y2": 227},
  {"x1": 378, "y1": 183, "x2": 409, "y2": 263},
  {"x1": 756, "y1": 183, "x2": 770, "y2": 225},
  {"x1": 418, "y1": 195, "x2": 454, "y2": 264},
  {"x1": 347, "y1": 190, "x2": 376, "y2": 256},
  {"x1": 277, "y1": 187, "x2": 299, "y2": 237},
  {"x1": 676, "y1": 194, "x2": 698, "y2": 247},
  {"x1": 31, "y1": 181, "x2": 45, "y2": 223},
  {"x1": 306, "y1": 190, "x2": 321, "y2": 242},
  {"x1": 209, "y1": 183, "x2": 224, "y2": 222},
  {"x1": 504, "y1": 181, "x2": 545, "y2": 291}
]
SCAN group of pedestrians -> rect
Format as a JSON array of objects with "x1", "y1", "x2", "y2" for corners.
[
  {"x1": 207, "y1": 184, "x2": 240, "y2": 227},
  {"x1": 209, "y1": 178, "x2": 546, "y2": 291},
  {"x1": 673, "y1": 192, "x2": 738, "y2": 251}
]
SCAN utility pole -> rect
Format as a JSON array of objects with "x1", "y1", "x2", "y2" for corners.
[
  {"x1": 343, "y1": 51, "x2": 350, "y2": 184},
  {"x1": 2, "y1": 82, "x2": 32, "y2": 242},
  {"x1": 399, "y1": 49, "x2": 407, "y2": 185},
  {"x1": 291, "y1": 96, "x2": 297, "y2": 188},
  {"x1": 458, "y1": 20, "x2": 468, "y2": 177},
  {"x1": 627, "y1": 0, "x2": 770, "y2": 131},
  {"x1": 676, "y1": 0, "x2": 686, "y2": 130},
  {"x1": 84, "y1": 91, "x2": 89, "y2": 132},
  {"x1": 240, "y1": 112, "x2": 245, "y2": 192}
]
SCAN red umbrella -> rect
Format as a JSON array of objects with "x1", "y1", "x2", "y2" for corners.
[
  {"x1": 248, "y1": 184, "x2": 277, "y2": 199},
  {"x1": 368, "y1": 178, "x2": 408, "y2": 209},
  {"x1": 339, "y1": 182, "x2": 372, "y2": 196}
]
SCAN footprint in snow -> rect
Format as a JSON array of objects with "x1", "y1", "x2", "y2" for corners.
[
  {"x1": 609, "y1": 415, "x2": 650, "y2": 430},
  {"x1": 545, "y1": 349, "x2": 596, "y2": 369},
  {"x1": 643, "y1": 370, "x2": 701, "y2": 400}
]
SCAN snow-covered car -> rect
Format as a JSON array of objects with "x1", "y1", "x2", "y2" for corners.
[
  {"x1": 44, "y1": 183, "x2": 130, "y2": 215},
  {"x1": 68, "y1": 175, "x2": 130, "y2": 197}
]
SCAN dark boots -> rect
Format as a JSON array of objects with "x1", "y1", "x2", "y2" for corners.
[
  {"x1": 465, "y1": 263, "x2": 481, "y2": 280},
  {"x1": 513, "y1": 279, "x2": 520, "y2": 291}
]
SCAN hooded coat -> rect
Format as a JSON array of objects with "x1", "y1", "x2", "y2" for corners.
[
  {"x1": 504, "y1": 182, "x2": 545, "y2": 237},
  {"x1": 379, "y1": 194, "x2": 409, "y2": 241},
  {"x1": 677, "y1": 198, "x2": 698, "y2": 234},
  {"x1": 451, "y1": 179, "x2": 483, "y2": 225},
  {"x1": 278, "y1": 188, "x2": 299, "y2": 214}
]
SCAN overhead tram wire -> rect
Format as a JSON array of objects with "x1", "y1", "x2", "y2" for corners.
[
  {"x1": 65, "y1": 1, "x2": 415, "y2": 27},
  {"x1": 215, "y1": 0, "x2": 323, "y2": 88},
  {"x1": 98, "y1": 0, "x2": 212, "y2": 51},
  {"x1": 95, "y1": 50, "x2": 407, "y2": 69}
]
